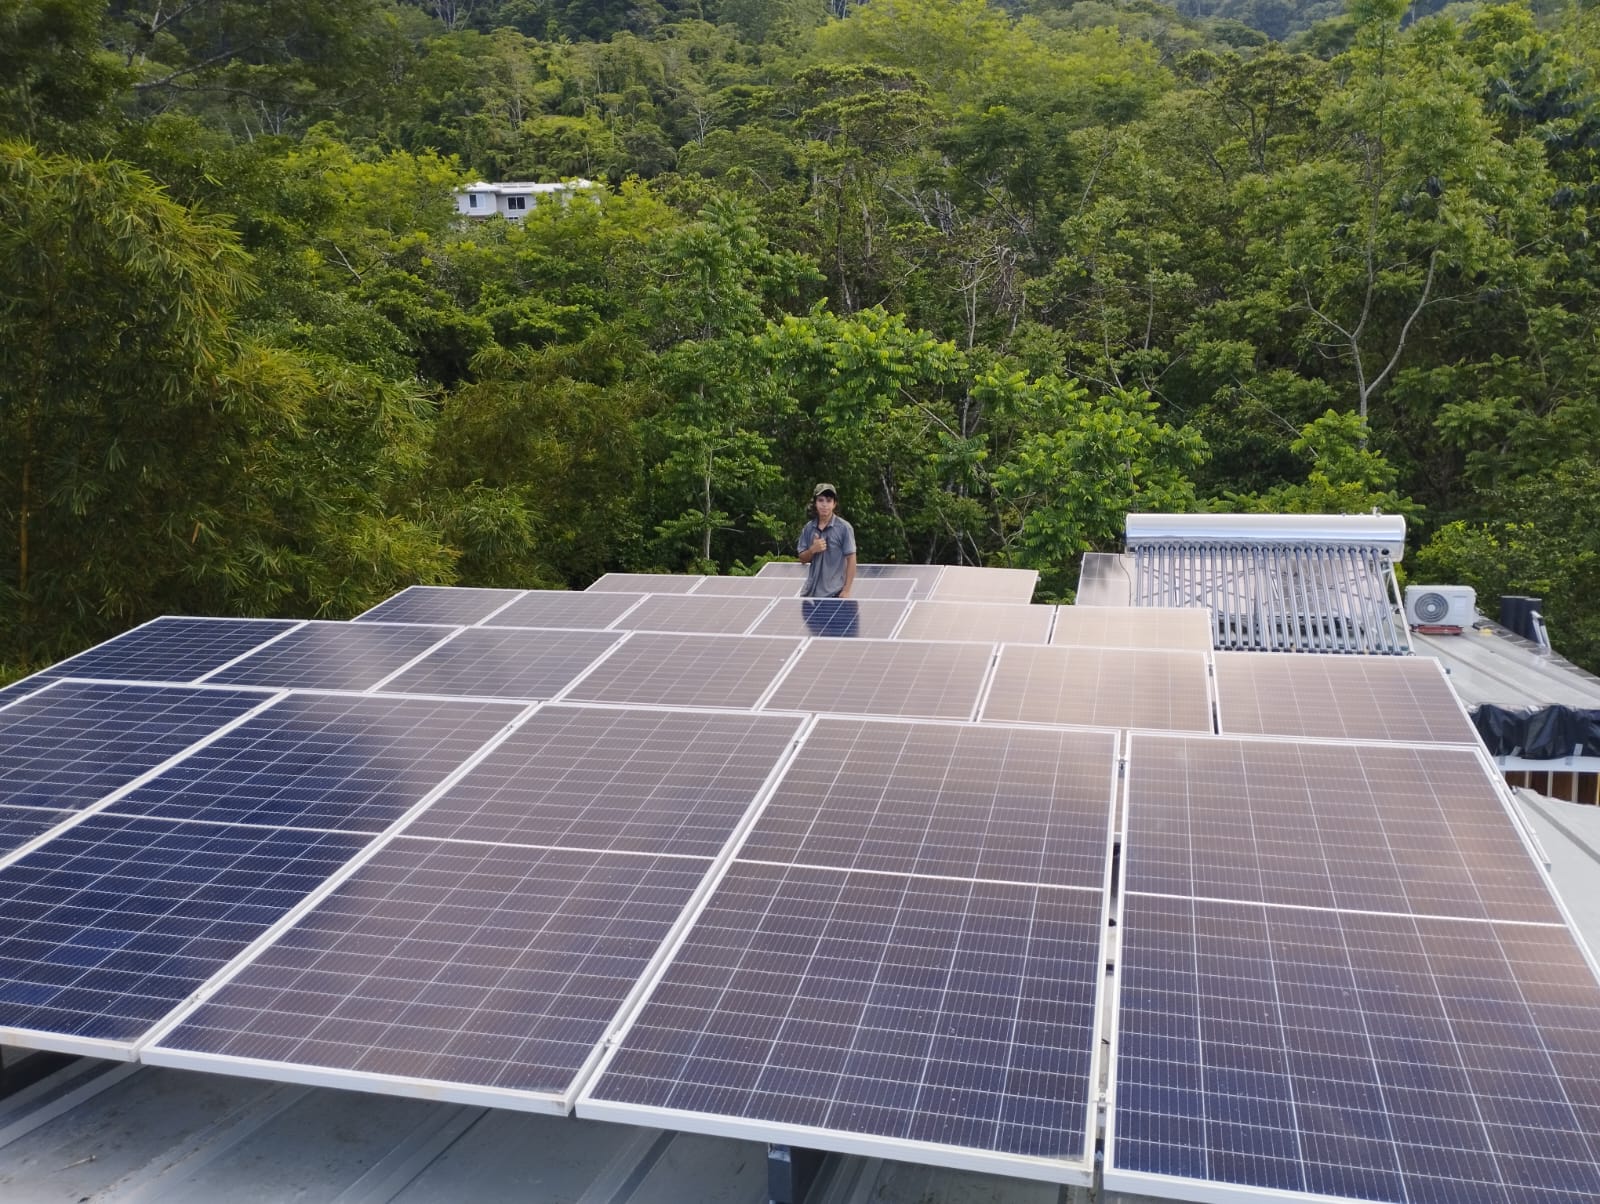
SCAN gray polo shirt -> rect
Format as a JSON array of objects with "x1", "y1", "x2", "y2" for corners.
[{"x1": 798, "y1": 515, "x2": 856, "y2": 598}]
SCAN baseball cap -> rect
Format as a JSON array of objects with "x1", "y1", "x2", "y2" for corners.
[{"x1": 813, "y1": 483, "x2": 838, "y2": 498}]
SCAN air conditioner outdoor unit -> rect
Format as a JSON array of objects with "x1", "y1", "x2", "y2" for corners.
[{"x1": 1405, "y1": 584, "x2": 1476, "y2": 627}]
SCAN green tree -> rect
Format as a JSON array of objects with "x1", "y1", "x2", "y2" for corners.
[
  {"x1": 1413, "y1": 463, "x2": 1600, "y2": 672},
  {"x1": 0, "y1": 0, "x2": 127, "y2": 150},
  {"x1": 992, "y1": 380, "x2": 1207, "y2": 598}
]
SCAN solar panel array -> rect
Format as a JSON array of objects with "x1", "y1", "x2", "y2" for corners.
[
  {"x1": 4, "y1": 565, "x2": 1599, "y2": 1202},
  {"x1": 1111, "y1": 733, "x2": 1600, "y2": 1204},
  {"x1": 582, "y1": 720, "x2": 1117, "y2": 1180},
  {"x1": 147, "y1": 708, "x2": 804, "y2": 1108}
]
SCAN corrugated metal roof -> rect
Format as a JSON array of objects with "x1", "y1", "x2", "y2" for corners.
[{"x1": 1412, "y1": 620, "x2": 1600, "y2": 711}]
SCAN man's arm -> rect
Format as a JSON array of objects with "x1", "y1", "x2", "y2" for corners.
[
  {"x1": 797, "y1": 522, "x2": 825, "y2": 564},
  {"x1": 840, "y1": 554, "x2": 856, "y2": 598}
]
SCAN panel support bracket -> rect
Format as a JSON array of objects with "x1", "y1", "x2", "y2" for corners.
[{"x1": 767, "y1": 1143, "x2": 825, "y2": 1204}]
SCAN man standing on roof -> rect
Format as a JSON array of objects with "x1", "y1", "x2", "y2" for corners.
[{"x1": 797, "y1": 483, "x2": 856, "y2": 599}]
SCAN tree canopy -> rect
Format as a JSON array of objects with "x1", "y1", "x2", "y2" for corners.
[{"x1": 6, "y1": 0, "x2": 1600, "y2": 675}]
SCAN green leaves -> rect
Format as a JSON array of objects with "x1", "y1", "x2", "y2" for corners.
[{"x1": 993, "y1": 385, "x2": 1206, "y2": 598}]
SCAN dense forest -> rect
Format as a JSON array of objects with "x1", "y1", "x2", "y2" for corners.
[{"x1": 3, "y1": 0, "x2": 1600, "y2": 677}]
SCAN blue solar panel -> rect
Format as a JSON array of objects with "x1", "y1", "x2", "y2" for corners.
[
  {"x1": 737, "y1": 719, "x2": 1117, "y2": 887},
  {"x1": 407, "y1": 705, "x2": 803, "y2": 856},
  {"x1": 585, "y1": 864, "x2": 1104, "y2": 1168},
  {"x1": 581, "y1": 716, "x2": 1117, "y2": 1180},
  {"x1": 0, "y1": 805, "x2": 70, "y2": 857},
  {"x1": 1111, "y1": 896, "x2": 1600, "y2": 1204},
  {"x1": 380, "y1": 627, "x2": 622, "y2": 700},
  {"x1": 0, "y1": 815, "x2": 369, "y2": 1047},
  {"x1": 0, "y1": 682, "x2": 269, "y2": 813},
  {"x1": 1110, "y1": 732, "x2": 1600, "y2": 1204},
  {"x1": 481, "y1": 591, "x2": 645, "y2": 630},
  {"x1": 103, "y1": 693, "x2": 522, "y2": 833},
  {"x1": 150, "y1": 839, "x2": 715, "y2": 1102},
  {"x1": 354, "y1": 586, "x2": 524, "y2": 626},
  {"x1": 0, "y1": 618, "x2": 300, "y2": 698},
  {"x1": 1124, "y1": 736, "x2": 1562, "y2": 923},
  {"x1": 750, "y1": 598, "x2": 908, "y2": 639},
  {"x1": 204, "y1": 621, "x2": 456, "y2": 691}
]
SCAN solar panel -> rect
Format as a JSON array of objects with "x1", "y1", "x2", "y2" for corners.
[
  {"x1": 202, "y1": 621, "x2": 456, "y2": 691},
  {"x1": 0, "y1": 805, "x2": 70, "y2": 857},
  {"x1": 1110, "y1": 730, "x2": 1600, "y2": 1203},
  {"x1": 1050, "y1": 606, "x2": 1212, "y2": 651},
  {"x1": 560, "y1": 633, "x2": 801, "y2": 709},
  {"x1": 690, "y1": 576, "x2": 801, "y2": 598},
  {"x1": 482, "y1": 590, "x2": 644, "y2": 630},
  {"x1": 1214, "y1": 651, "x2": 1480, "y2": 744},
  {"x1": 610, "y1": 594, "x2": 772, "y2": 635},
  {"x1": 587, "y1": 573, "x2": 703, "y2": 593},
  {"x1": 750, "y1": 598, "x2": 908, "y2": 639},
  {"x1": 146, "y1": 839, "x2": 716, "y2": 1110},
  {"x1": 757, "y1": 562, "x2": 943, "y2": 599},
  {"x1": 738, "y1": 719, "x2": 1117, "y2": 886},
  {"x1": 844, "y1": 577, "x2": 917, "y2": 600},
  {"x1": 582, "y1": 863, "x2": 1106, "y2": 1179},
  {"x1": 3, "y1": 616, "x2": 300, "y2": 691},
  {"x1": 896, "y1": 602, "x2": 1054, "y2": 645},
  {"x1": 407, "y1": 706, "x2": 804, "y2": 857},
  {"x1": 0, "y1": 681, "x2": 269, "y2": 813},
  {"x1": 379, "y1": 627, "x2": 621, "y2": 700},
  {"x1": 101, "y1": 693, "x2": 521, "y2": 834},
  {"x1": 1122, "y1": 735, "x2": 1563, "y2": 924},
  {"x1": 1074, "y1": 553, "x2": 1134, "y2": 607},
  {"x1": 353, "y1": 586, "x2": 523, "y2": 625},
  {"x1": 980, "y1": 646, "x2": 1212, "y2": 732},
  {"x1": 764, "y1": 640, "x2": 994, "y2": 720},
  {"x1": 0, "y1": 814, "x2": 370, "y2": 1054},
  {"x1": 856, "y1": 564, "x2": 945, "y2": 599},
  {"x1": 1110, "y1": 897, "x2": 1600, "y2": 1204},
  {"x1": 925, "y1": 565, "x2": 1038, "y2": 604}
]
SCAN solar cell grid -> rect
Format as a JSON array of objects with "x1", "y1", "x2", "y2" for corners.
[
  {"x1": 611, "y1": 594, "x2": 772, "y2": 635},
  {"x1": 925, "y1": 565, "x2": 1038, "y2": 604},
  {"x1": 585, "y1": 862, "x2": 1103, "y2": 1170},
  {"x1": 354, "y1": 586, "x2": 523, "y2": 626},
  {"x1": 0, "y1": 682, "x2": 268, "y2": 814},
  {"x1": 1214, "y1": 652, "x2": 1480, "y2": 744},
  {"x1": 1110, "y1": 894, "x2": 1600, "y2": 1204},
  {"x1": 842, "y1": 577, "x2": 917, "y2": 601},
  {"x1": 204, "y1": 621, "x2": 457, "y2": 692},
  {"x1": 483, "y1": 590, "x2": 644, "y2": 631},
  {"x1": 0, "y1": 805, "x2": 71, "y2": 857},
  {"x1": 757, "y1": 563, "x2": 941, "y2": 599},
  {"x1": 1123, "y1": 735, "x2": 1562, "y2": 924},
  {"x1": 149, "y1": 838, "x2": 713, "y2": 1104},
  {"x1": 895, "y1": 602, "x2": 1054, "y2": 645},
  {"x1": 1050, "y1": 606, "x2": 1213, "y2": 652},
  {"x1": 980, "y1": 645, "x2": 1212, "y2": 732},
  {"x1": 751, "y1": 599, "x2": 908, "y2": 640},
  {"x1": 0, "y1": 815, "x2": 369, "y2": 1049},
  {"x1": 763, "y1": 639, "x2": 993, "y2": 720},
  {"x1": 587, "y1": 573, "x2": 703, "y2": 593},
  {"x1": 379, "y1": 627, "x2": 621, "y2": 700},
  {"x1": 407, "y1": 706, "x2": 803, "y2": 857},
  {"x1": 22, "y1": 616, "x2": 300, "y2": 686},
  {"x1": 690, "y1": 576, "x2": 801, "y2": 598},
  {"x1": 739, "y1": 719, "x2": 1116, "y2": 887},
  {"x1": 561, "y1": 633, "x2": 801, "y2": 709},
  {"x1": 102, "y1": 693, "x2": 521, "y2": 834}
]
